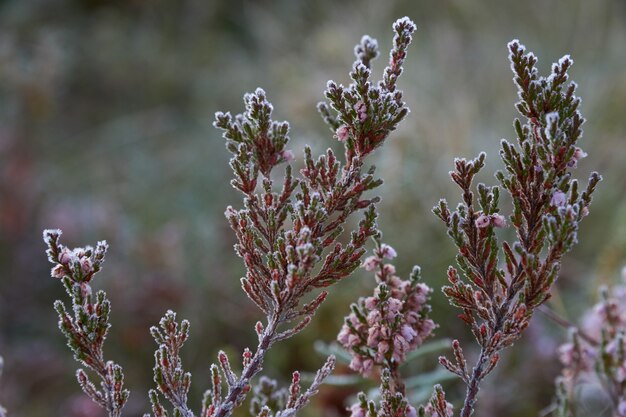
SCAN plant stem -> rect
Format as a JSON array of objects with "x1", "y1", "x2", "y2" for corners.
[
  {"x1": 389, "y1": 363, "x2": 406, "y2": 396},
  {"x1": 214, "y1": 319, "x2": 278, "y2": 417},
  {"x1": 460, "y1": 350, "x2": 488, "y2": 417}
]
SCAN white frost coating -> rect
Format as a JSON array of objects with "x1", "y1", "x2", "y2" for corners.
[
  {"x1": 353, "y1": 62, "x2": 369, "y2": 74},
  {"x1": 557, "y1": 54, "x2": 573, "y2": 67},
  {"x1": 545, "y1": 112, "x2": 559, "y2": 139},
  {"x1": 393, "y1": 16, "x2": 417, "y2": 32},
  {"x1": 507, "y1": 39, "x2": 522, "y2": 48},
  {"x1": 360, "y1": 35, "x2": 378, "y2": 49},
  {"x1": 354, "y1": 35, "x2": 379, "y2": 59},
  {"x1": 43, "y1": 228, "x2": 62, "y2": 241}
]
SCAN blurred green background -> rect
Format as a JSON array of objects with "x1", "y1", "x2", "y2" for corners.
[{"x1": 1, "y1": 0, "x2": 625, "y2": 416}]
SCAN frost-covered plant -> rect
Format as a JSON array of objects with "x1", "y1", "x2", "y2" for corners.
[
  {"x1": 41, "y1": 18, "x2": 604, "y2": 417},
  {"x1": 43, "y1": 17, "x2": 417, "y2": 417},
  {"x1": 43, "y1": 231, "x2": 129, "y2": 417},
  {"x1": 335, "y1": 39, "x2": 600, "y2": 417},
  {"x1": 431, "y1": 40, "x2": 601, "y2": 417},
  {"x1": 348, "y1": 369, "x2": 422, "y2": 417},
  {"x1": 554, "y1": 268, "x2": 626, "y2": 417}
]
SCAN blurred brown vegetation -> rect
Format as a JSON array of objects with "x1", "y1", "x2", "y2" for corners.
[{"x1": 1, "y1": 0, "x2": 625, "y2": 416}]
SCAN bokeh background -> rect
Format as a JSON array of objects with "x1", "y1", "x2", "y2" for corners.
[{"x1": 1, "y1": 0, "x2": 626, "y2": 416}]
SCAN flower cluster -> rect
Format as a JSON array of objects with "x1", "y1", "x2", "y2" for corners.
[
  {"x1": 338, "y1": 240, "x2": 435, "y2": 379},
  {"x1": 554, "y1": 268, "x2": 626, "y2": 417},
  {"x1": 432, "y1": 40, "x2": 601, "y2": 417}
]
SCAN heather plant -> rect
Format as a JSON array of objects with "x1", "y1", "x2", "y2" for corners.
[
  {"x1": 42, "y1": 17, "x2": 418, "y2": 417},
  {"x1": 431, "y1": 41, "x2": 601, "y2": 416},
  {"x1": 37, "y1": 13, "x2": 606, "y2": 417},
  {"x1": 333, "y1": 39, "x2": 601, "y2": 417},
  {"x1": 553, "y1": 267, "x2": 626, "y2": 417}
]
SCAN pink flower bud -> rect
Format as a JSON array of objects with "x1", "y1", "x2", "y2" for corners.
[
  {"x1": 336, "y1": 125, "x2": 350, "y2": 142},
  {"x1": 400, "y1": 325, "x2": 417, "y2": 342},
  {"x1": 377, "y1": 340, "x2": 390, "y2": 355},
  {"x1": 551, "y1": 190, "x2": 567, "y2": 207},
  {"x1": 574, "y1": 147, "x2": 587, "y2": 160},
  {"x1": 387, "y1": 298, "x2": 402, "y2": 316},
  {"x1": 224, "y1": 206, "x2": 237, "y2": 218},
  {"x1": 80, "y1": 257, "x2": 92, "y2": 274},
  {"x1": 405, "y1": 310, "x2": 419, "y2": 324},
  {"x1": 354, "y1": 100, "x2": 366, "y2": 113},
  {"x1": 380, "y1": 325, "x2": 391, "y2": 338},
  {"x1": 51, "y1": 264, "x2": 65, "y2": 279},
  {"x1": 347, "y1": 334, "x2": 360, "y2": 348},
  {"x1": 406, "y1": 406, "x2": 418, "y2": 417},
  {"x1": 379, "y1": 244, "x2": 397, "y2": 259},
  {"x1": 491, "y1": 213, "x2": 507, "y2": 228},
  {"x1": 362, "y1": 256, "x2": 380, "y2": 271},
  {"x1": 394, "y1": 333, "x2": 409, "y2": 351},
  {"x1": 381, "y1": 264, "x2": 396, "y2": 275},
  {"x1": 59, "y1": 248, "x2": 73, "y2": 265},
  {"x1": 349, "y1": 403, "x2": 366, "y2": 417},
  {"x1": 367, "y1": 310, "x2": 381, "y2": 326},
  {"x1": 349, "y1": 356, "x2": 362, "y2": 372},
  {"x1": 337, "y1": 325, "x2": 351, "y2": 345},
  {"x1": 280, "y1": 150, "x2": 295, "y2": 161},
  {"x1": 364, "y1": 296, "x2": 378, "y2": 310},
  {"x1": 361, "y1": 358, "x2": 374, "y2": 375},
  {"x1": 80, "y1": 282, "x2": 92, "y2": 299},
  {"x1": 358, "y1": 110, "x2": 367, "y2": 122},
  {"x1": 475, "y1": 214, "x2": 490, "y2": 228},
  {"x1": 367, "y1": 326, "x2": 381, "y2": 347},
  {"x1": 419, "y1": 319, "x2": 437, "y2": 338}
]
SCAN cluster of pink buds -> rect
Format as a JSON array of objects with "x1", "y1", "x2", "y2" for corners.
[
  {"x1": 474, "y1": 212, "x2": 507, "y2": 229},
  {"x1": 336, "y1": 125, "x2": 350, "y2": 142},
  {"x1": 567, "y1": 147, "x2": 588, "y2": 168},
  {"x1": 555, "y1": 267, "x2": 626, "y2": 416},
  {"x1": 48, "y1": 239, "x2": 107, "y2": 283},
  {"x1": 337, "y1": 241, "x2": 436, "y2": 376}
]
